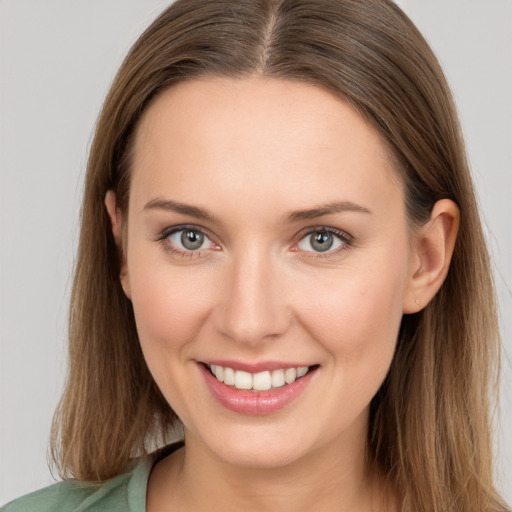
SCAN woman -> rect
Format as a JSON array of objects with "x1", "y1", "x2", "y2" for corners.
[{"x1": 3, "y1": 0, "x2": 509, "y2": 510}]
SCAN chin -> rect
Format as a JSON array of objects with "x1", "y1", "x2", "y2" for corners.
[
  {"x1": 190, "y1": 423, "x2": 314, "y2": 469},
  {"x1": 216, "y1": 442, "x2": 307, "y2": 470}
]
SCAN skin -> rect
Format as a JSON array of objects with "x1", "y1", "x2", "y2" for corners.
[{"x1": 105, "y1": 76, "x2": 459, "y2": 511}]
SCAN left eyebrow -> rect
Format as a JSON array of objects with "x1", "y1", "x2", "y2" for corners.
[
  {"x1": 143, "y1": 198, "x2": 218, "y2": 222},
  {"x1": 283, "y1": 201, "x2": 372, "y2": 224}
]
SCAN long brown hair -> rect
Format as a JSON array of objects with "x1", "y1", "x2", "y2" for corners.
[{"x1": 51, "y1": 1, "x2": 509, "y2": 510}]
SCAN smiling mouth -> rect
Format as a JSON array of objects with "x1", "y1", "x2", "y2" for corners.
[{"x1": 205, "y1": 363, "x2": 318, "y2": 392}]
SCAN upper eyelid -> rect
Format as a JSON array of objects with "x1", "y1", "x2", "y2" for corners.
[
  {"x1": 158, "y1": 224, "x2": 215, "y2": 241},
  {"x1": 295, "y1": 225, "x2": 353, "y2": 242}
]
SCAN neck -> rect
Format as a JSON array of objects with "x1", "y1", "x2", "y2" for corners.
[
  {"x1": 184, "y1": 436, "x2": 371, "y2": 511},
  {"x1": 147, "y1": 416, "x2": 396, "y2": 511}
]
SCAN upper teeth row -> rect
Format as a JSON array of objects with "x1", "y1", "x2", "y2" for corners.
[{"x1": 209, "y1": 365, "x2": 310, "y2": 391}]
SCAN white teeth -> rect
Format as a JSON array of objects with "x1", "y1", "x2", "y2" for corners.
[
  {"x1": 235, "y1": 370, "x2": 253, "y2": 390},
  {"x1": 223, "y1": 367, "x2": 235, "y2": 385},
  {"x1": 284, "y1": 368, "x2": 297, "y2": 384},
  {"x1": 297, "y1": 366, "x2": 308, "y2": 378},
  {"x1": 209, "y1": 364, "x2": 311, "y2": 391},
  {"x1": 253, "y1": 371, "x2": 272, "y2": 391},
  {"x1": 271, "y1": 369, "x2": 285, "y2": 388},
  {"x1": 214, "y1": 365, "x2": 224, "y2": 382}
]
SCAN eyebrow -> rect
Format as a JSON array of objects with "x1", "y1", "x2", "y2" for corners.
[
  {"x1": 144, "y1": 198, "x2": 217, "y2": 221},
  {"x1": 283, "y1": 201, "x2": 372, "y2": 223},
  {"x1": 144, "y1": 197, "x2": 371, "y2": 224}
]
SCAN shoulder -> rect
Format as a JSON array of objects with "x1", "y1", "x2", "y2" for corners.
[
  {"x1": 1, "y1": 480, "x2": 99, "y2": 512},
  {"x1": 1, "y1": 456, "x2": 153, "y2": 512}
]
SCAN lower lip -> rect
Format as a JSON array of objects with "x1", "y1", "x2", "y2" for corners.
[{"x1": 199, "y1": 364, "x2": 316, "y2": 415}]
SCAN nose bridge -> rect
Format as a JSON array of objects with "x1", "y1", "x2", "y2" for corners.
[{"x1": 214, "y1": 245, "x2": 290, "y2": 345}]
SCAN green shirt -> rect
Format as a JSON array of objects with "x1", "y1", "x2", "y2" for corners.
[{"x1": 1, "y1": 444, "x2": 182, "y2": 512}]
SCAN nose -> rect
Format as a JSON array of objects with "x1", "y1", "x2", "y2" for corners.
[{"x1": 213, "y1": 249, "x2": 291, "y2": 346}]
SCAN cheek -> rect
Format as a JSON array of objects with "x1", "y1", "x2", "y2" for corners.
[
  {"x1": 128, "y1": 261, "x2": 216, "y2": 361},
  {"x1": 295, "y1": 258, "x2": 408, "y2": 380},
  {"x1": 128, "y1": 262, "x2": 221, "y2": 421}
]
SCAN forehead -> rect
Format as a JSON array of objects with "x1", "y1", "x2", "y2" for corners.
[{"x1": 129, "y1": 76, "x2": 402, "y2": 217}]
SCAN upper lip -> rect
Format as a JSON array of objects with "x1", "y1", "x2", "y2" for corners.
[{"x1": 200, "y1": 360, "x2": 315, "y2": 373}]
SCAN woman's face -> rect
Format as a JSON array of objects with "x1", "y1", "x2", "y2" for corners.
[{"x1": 121, "y1": 77, "x2": 417, "y2": 468}]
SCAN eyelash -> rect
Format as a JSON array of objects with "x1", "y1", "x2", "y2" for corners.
[
  {"x1": 293, "y1": 226, "x2": 353, "y2": 258},
  {"x1": 156, "y1": 225, "x2": 353, "y2": 259},
  {"x1": 157, "y1": 224, "x2": 218, "y2": 259}
]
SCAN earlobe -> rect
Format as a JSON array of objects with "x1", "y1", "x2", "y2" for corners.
[
  {"x1": 403, "y1": 199, "x2": 460, "y2": 313},
  {"x1": 104, "y1": 190, "x2": 131, "y2": 299}
]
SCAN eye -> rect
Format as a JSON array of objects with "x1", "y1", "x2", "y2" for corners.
[
  {"x1": 161, "y1": 226, "x2": 218, "y2": 254},
  {"x1": 173, "y1": 229, "x2": 206, "y2": 250},
  {"x1": 296, "y1": 228, "x2": 350, "y2": 254}
]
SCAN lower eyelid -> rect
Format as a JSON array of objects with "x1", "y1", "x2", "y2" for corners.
[
  {"x1": 165, "y1": 246, "x2": 207, "y2": 259},
  {"x1": 159, "y1": 239, "x2": 212, "y2": 259},
  {"x1": 298, "y1": 246, "x2": 348, "y2": 259},
  {"x1": 296, "y1": 245, "x2": 349, "y2": 261}
]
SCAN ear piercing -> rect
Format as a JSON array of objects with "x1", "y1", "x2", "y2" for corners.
[{"x1": 415, "y1": 298, "x2": 420, "y2": 306}]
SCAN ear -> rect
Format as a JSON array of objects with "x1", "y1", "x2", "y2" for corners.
[
  {"x1": 403, "y1": 199, "x2": 460, "y2": 313},
  {"x1": 104, "y1": 190, "x2": 131, "y2": 299}
]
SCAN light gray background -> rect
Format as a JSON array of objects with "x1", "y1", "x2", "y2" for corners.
[{"x1": 1, "y1": 0, "x2": 511, "y2": 506}]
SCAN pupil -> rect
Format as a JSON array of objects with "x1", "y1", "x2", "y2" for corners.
[
  {"x1": 311, "y1": 232, "x2": 333, "y2": 252},
  {"x1": 181, "y1": 230, "x2": 204, "y2": 250}
]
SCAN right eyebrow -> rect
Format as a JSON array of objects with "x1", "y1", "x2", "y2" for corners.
[
  {"x1": 282, "y1": 201, "x2": 372, "y2": 224},
  {"x1": 143, "y1": 198, "x2": 218, "y2": 222}
]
